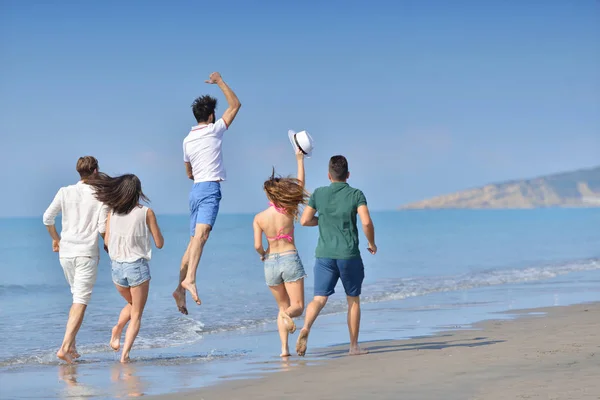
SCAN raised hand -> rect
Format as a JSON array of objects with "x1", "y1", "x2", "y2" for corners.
[
  {"x1": 205, "y1": 72, "x2": 223, "y2": 84},
  {"x1": 295, "y1": 146, "x2": 305, "y2": 161}
]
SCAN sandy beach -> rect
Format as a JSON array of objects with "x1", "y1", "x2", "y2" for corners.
[{"x1": 151, "y1": 302, "x2": 600, "y2": 400}]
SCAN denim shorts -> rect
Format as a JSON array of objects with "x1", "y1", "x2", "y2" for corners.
[
  {"x1": 189, "y1": 181, "x2": 222, "y2": 236},
  {"x1": 112, "y1": 259, "x2": 151, "y2": 288},
  {"x1": 314, "y1": 257, "x2": 364, "y2": 297},
  {"x1": 263, "y1": 251, "x2": 306, "y2": 287}
]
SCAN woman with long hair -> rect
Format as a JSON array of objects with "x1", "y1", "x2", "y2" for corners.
[
  {"x1": 253, "y1": 149, "x2": 309, "y2": 357},
  {"x1": 86, "y1": 173, "x2": 164, "y2": 363}
]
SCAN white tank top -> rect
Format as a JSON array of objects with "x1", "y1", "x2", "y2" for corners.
[{"x1": 108, "y1": 206, "x2": 152, "y2": 262}]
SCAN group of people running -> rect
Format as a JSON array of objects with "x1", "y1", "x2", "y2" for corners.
[{"x1": 43, "y1": 72, "x2": 378, "y2": 363}]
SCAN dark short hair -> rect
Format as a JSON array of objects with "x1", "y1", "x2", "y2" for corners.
[
  {"x1": 329, "y1": 155, "x2": 349, "y2": 181},
  {"x1": 191, "y1": 95, "x2": 217, "y2": 123},
  {"x1": 76, "y1": 156, "x2": 98, "y2": 179}
]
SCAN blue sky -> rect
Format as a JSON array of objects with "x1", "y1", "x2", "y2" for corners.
[{"x1": 1, "y1": 0, "x2": 598, "y2": 217}]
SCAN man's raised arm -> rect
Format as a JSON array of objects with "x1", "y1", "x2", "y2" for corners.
[{"x1": 205, "y1": 72, "x2": 241, "y2": 128}]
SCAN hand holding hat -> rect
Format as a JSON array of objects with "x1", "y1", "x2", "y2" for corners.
[{"x1": 288, "y1": 130, "x2": 314, "y2": 158}]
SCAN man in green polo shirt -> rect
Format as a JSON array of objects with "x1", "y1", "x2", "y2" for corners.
[{"x1": 296, "y1": 155, "x2": 377, "y2": 356}]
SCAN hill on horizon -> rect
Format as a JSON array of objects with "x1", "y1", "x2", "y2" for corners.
[{"x1": 400, "y1": 166, "x2": 600, "y2": 209}]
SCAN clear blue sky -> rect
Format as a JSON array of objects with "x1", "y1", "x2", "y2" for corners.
[{"x1": 1, "y1": 0, "x2": 598, "y2": 217}]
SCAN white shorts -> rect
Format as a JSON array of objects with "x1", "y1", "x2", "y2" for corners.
[{"x1": 60, "y1": 256, "x2": 99, "y2": 305}]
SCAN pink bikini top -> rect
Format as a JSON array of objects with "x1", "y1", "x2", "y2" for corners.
[{"x1": 267, "y1": 202, "x2": 294, "y2": 243}]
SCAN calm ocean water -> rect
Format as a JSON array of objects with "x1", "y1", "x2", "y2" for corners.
[{"x1": 1, "y1": 209, "x2": 599, "y2": 398}]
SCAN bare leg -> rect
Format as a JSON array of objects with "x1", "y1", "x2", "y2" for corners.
[
  {"x1": 276, "y1": 313, "x2": 290, "y2": 357},
  {"x1": 111, "y1": 285, "x2": 133, "y2": 351},
  {"x1": 268, "y1": 284, "x2": 292, "y2": 356},
  {"x1": 347, "y1": 296, "x2": 368, "y2": 355},
  {"x1": 296, "y1": 296, "x2": 328, "y2": 356},
  {"x1": 173, "y1": 241, "x2": 192, "y2": 315},
  {"x1": 283, "y1": 279, "x2": 305, "y2": 319},
  {"x1": 57, "y1": 303, "x2": 87, "y2": 363},
  {"x1": 121, "y1": 281, "x2": 150, "y2": 363},
  {"x1": 181, "y1": 224, "x2": 211, "y2": 306}
]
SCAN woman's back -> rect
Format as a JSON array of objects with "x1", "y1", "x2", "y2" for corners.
[
  {"x1": 257, "y1": 204, "x2": 297, "y2": 254},
  {"x1": 109, "y1": 205, "x2": 152, "y2": 262}
]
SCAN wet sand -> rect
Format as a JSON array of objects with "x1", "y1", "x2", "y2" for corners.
[{"x1": 151, "y1": 302, "x2": 600, "y2": 400}]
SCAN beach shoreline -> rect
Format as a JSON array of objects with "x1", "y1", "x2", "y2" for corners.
[{"x1": 150, "y1": 302, "x2": 600, "y2": 400}]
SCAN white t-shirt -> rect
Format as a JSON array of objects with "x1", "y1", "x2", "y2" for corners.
[
  {"x1": 43, "y1": 181, "x2": 109, "y2": 258},
  {"x1": 108, "y1": 206, "x2": 152, "y2": 263},
  {"x1": 183, "y1": 118, "x2": 228, "y2": 183}
]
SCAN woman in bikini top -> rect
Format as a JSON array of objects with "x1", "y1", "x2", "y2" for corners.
[{"x1": 253, "y1": 147, "x2": 309, "y2": 357}]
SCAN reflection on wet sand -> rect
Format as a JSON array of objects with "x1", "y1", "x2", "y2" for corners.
[
  {"x1": 58, "y1": 364, "x2": 97, "y2": 399},
  {"x1": 279, "y1": 355, "x2": 292, "y2": 372},
  {"x1": 221, "y1": 355, "x2": 311, "y2": 379},
  {"x1": 58, "y1": 362, "x2": 147, "y2": 398},
  {"x1": 111, "y1": 362, "x2": 146, "y2": 397}
]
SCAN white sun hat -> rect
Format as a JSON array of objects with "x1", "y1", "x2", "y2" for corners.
[{"x1": 288, "y1": 130, "x2": 314, "y2": 158}]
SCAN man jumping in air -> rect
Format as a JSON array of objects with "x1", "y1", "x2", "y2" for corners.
[{"x1": 173, "y1": 72, "x2": 241, "y2": 314}]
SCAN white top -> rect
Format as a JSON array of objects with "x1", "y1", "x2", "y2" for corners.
[
  {"x1": 183, "y1": 118, "x2": 228, "y2": 183},
  {"x1": 108, "y1": 206, "x2": 152, "y2": 263},
  {"x1": 43, "y1": 181, "x2": 109, "y2": 258}
]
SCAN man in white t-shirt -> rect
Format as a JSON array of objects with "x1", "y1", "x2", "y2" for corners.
[
  {"x1": 173, "y1": 72, "x2": 241, "y2": 314},
  {"x1": 43, "y1": 156, "x2": 109, "y2": 363}
]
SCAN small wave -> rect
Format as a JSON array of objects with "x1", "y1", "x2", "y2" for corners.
[
  {"x1": 0, "y1": 284, "x2": 61, "y2": 296},
  {"x1": 0, "y1": 318, "x2": 207, "y2": 368},
  {"x1": 133, "y1": 317, "x2": 205, "y2": 349},
  {"x1": 0, "y1": 348, "x2": 247, "y2": 369},
  {"x1": 362, "y1": 258, "x2": 600, "y2": 304}
]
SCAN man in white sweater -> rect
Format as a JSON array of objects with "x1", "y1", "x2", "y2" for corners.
[{"x1": 43, "y1": 156, "x2": 109, "y2": 363}]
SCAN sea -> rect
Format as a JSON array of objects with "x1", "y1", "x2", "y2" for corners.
[{"x1": 0, "y1": 209, "x2": 599, "y2": 399}]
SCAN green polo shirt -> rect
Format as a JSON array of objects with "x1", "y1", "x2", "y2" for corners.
[{"x1": 308, "y1": 182, "x2": 367, "y2": 260}]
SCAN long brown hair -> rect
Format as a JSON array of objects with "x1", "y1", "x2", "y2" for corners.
[
  {"x1": 263, "y1": 168, "x2": 309, "y2": 220},
  {"x1": 86, "y1": 173, "x2": 149, "y2": 215}
]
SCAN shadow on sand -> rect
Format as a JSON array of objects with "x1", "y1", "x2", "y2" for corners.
[{"x1": 313, "y1": 336, "x2": 505, "y2": 359}]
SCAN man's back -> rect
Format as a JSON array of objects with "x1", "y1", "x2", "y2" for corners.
[
  {"x1": 43, "y1": 182, "x2": 107, "y2": 258},
  {"x1": 183, "y1": 119, "x2": 228, "y2": 183},
  {"x1": 309, "y1": 182, "x2": 367, "y2": 260}
]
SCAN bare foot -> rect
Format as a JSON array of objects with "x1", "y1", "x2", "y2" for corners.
[
  {"x1": 172, "y1": 289, "x2": 188, "y2": 315},
  {"x1": 349, "y1": 345, "x2": 369, "y2": 356},
  {"x1": 279, "y1": 311, "x2": 296, "y2": 334},
  {"x1": 69, "y1": 348, "x2": 81, "y2": 359},
  {"x1": 296, "y1": 328, "x2": 309, "y2": 356},
  {"x1": 120, "y1": 354, "x2": 131, "y2": 363},
  {"x1": 57, "y1": 348, "x2": 74, "y2": 364},
  {"x1": 181, "y1": 280, "x2": 201, "y2": 305},
  {"x1": 110, "y1": 326, "x2": 121, "y2": 351},
  {"x1": 280, "y1": 343, "x2": 290, "y2": 357}
]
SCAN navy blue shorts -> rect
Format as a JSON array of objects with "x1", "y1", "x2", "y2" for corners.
[
  {"x1": 189, "y1": 181, "x2": 222, "y2": 236},
  {"x1": 313, "y1": 257, "x2": 364, "y2": 297}
]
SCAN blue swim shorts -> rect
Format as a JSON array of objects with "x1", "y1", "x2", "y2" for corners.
[
  {"x1": 264, "y1": 251, "x2": 307, "y2": 287},
  {"x1": 189, "y1": 181, "x2": 222, "y2": 236},
  {"x1": 313, "y1": 257, "x2": 364, "y2": 297},
  {"x1": 112, "y1": 258, "x2": 151, "y2": 288}
]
